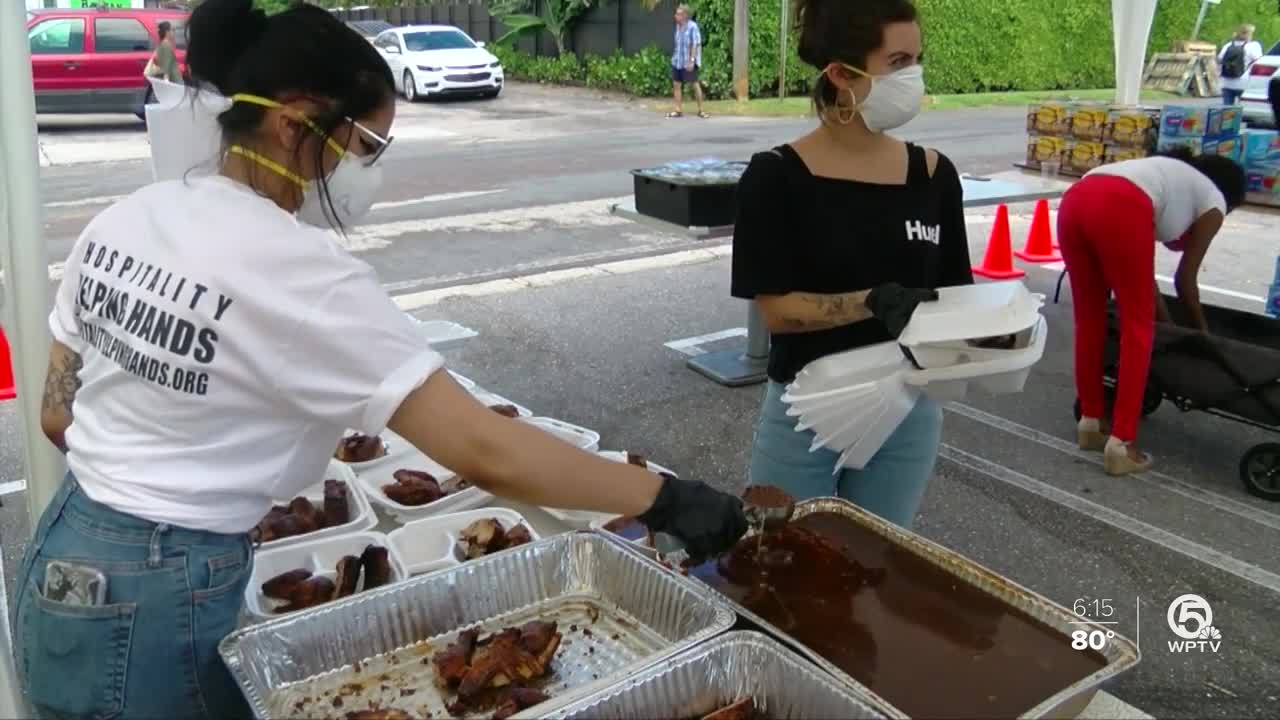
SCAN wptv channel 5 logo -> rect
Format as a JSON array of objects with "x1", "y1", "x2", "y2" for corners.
[{"x1": 1166, "y1": 594, "x2": 1223, "y2": 653}]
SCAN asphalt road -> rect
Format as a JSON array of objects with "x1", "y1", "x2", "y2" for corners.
[{"x1": 4, "y1": 82, "x2": 1279, "y2": 718}]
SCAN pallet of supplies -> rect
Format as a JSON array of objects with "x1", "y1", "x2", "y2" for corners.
[
  {"x1": 1024, "y1": 135, "x2": 1068, "y2": 169},
  {"x1": 1063, "y1": 139, "x2": 1107, "y2": 174},
  {"x1": 1160, "y1": 105, "x2": 1242, "y2": 140},
  {"x1": 1103, "y1": 107, "x2": 1161, "y2": 148},
  {"x1": 1069, "y1": 103, "x2": 1109, "y2": 141},
  {"x1": 1026, "y1": 103, "x2": 1072, "y2": 137}
]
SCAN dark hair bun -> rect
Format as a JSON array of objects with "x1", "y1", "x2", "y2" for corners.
[
  {"x1": 186, "y1": 0, "x2": 270, "y2": 93},
  {"x1": 794, "y1": 0, "x2": 917, "y2": 70},
  {"x1": 794, "y1": 0, "x2": 917, "y2": 111}
]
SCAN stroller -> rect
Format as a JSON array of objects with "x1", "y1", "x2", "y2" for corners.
[{"x1": 1072, "y1": 295, "x2": 1280, "y2": 501}]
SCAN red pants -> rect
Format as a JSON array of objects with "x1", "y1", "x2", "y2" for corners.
[{"x1": 1057, "y1": 174, "x2": 1156, "y2": 442}]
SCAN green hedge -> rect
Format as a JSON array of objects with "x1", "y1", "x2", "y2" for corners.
[
  {"x1": 491, "y1": 44, "x2": 675, "y2": 96},
  {"x1": 496, "y1": 0, "x2": 1280, "y2": 98}
]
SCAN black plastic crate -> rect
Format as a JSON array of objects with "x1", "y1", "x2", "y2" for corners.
[{"x1": 630, "y1": 160, "x2": 747, "y2": 228}]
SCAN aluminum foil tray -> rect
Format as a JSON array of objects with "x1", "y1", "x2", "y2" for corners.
[
  {"x1": 706, "y1": 498, "x2": 1141, "y2": 719},
  {"x1": 547, "y1": 631, "x2": 886, "y2": 719},
  {"x1": 219, "y1": 531, "x2": 735, "y2": 719}
]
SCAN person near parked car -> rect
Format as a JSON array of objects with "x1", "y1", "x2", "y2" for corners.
[
  {"x1": 1057, "y1": 150, "x2": 1245, "y2": 477},
  {"x1": 668, "y1": 3, "x2": 707, "y2": 118},
  {"x1": 145, "y1": 20, "x2": 182, "y2": 85},
  {"x1": 14, "y1": 1, "x2": 747, "y2": 717},
  {"x1": 1219, "y1": 24, "x2": 1262, "y2": 105},
  {"x1": 731, "y1": 0, "x2": 972, "y2": 529}
]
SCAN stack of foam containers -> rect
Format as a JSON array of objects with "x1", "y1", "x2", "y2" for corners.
[{"x1": 783, "y1": 281, "x2": 1047, "y2": 473}]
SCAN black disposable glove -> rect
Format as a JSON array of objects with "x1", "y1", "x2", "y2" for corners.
[
  {"x1": 637, "y1": 473, "x2": 748, "y2": 565},
  {"x1": 865, "y1": 283, "x2": 939, "y2": 338}
]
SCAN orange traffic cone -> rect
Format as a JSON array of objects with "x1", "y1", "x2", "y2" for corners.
[
  {"x1": 1015, "y1": 199, "x2": 1061, "y2": 263},
  {"x1": 0, "y1": 329, "x2": 15, "y2": 401},
  {"x1": 972, "y1": 204, "x2": 1025, "y2": 279}
]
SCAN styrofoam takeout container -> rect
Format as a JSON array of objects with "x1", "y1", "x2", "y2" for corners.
[
  {"x1": 411, "y1": 319, "x2": 478, "y2": 351},
  {"x1": 908, "y1": 315, "x2": 1048, "y2": 401},
  {"x1": 257, "y1": 461, "x2": 376, "y2": 551},
  {"x1": 521, "y1": 416, "x2": 601, "y2": 452},
  {"x1": 447, "y1": 370, "x2": 477, "y2": 391},
  {"x1": 353, "y1": 451, "x2": 492, "y2": 523},
  {"x1": 471, "y1": 390, "x2": 533, "y2": 417},
  {"x1": 386, "y1": 507, "x2": 541, "y2": 576},
  {"x1": 897, "y1": 280, "x2": 1044, "y2": 347},
  {"x1": 787, "y1": 341, "x2": 910, "y2": 397},
  {"x1": 541, "y1": 451, "x2": 678, "y2": 529},
  {"x1": 331, "y1": 430, "x2": 403, "y2": 471},
  {"x1": 245, "y1": 531, "x2": 408, "y2": 622},
  {"x1": 588, "y1": 515, "x2": 651, "y2": 548},
  {"x1": 783, "y1": 382, "x2": 883, "y2": 419},
  {"x1": 905, "y1": 320, "x2": 1040, "y2": 370}
]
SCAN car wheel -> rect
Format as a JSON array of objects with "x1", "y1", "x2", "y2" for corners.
[
  {"x1": 1240, "y1": 442, "x2": 1280, "y2": 501},
  {"x1": 404, "y1": 71, "x2": 419, "y2": 103},
  {"x1": 482, "y1": 88, "x2": 500, "y2": 99}
]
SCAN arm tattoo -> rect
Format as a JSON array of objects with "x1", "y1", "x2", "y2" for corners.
[
  {"x1": 42, "y1": 351, "x2": 83, "y2": 415},
  {"x1": 775, "y1": 292, "x2": 871, "y2": 331}
]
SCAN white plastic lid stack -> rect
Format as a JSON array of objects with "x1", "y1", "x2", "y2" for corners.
[
  {"x1": 781, "y1": 281, "x2": 1049, "y2": 475},
  {"x1": 144, "y1": 78, "x2": 230, "y2": 183},
  {"x1": 897, "y1": 280, "x2": 1044, "y2": 348}
]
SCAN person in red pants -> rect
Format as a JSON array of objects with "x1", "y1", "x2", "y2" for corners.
[{"x1": 1058, "y1": 149, "x2": 1244, "y2": 475}]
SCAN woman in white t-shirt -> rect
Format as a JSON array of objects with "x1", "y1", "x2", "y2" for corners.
[
  {"x1": 1057, "y1": 150, "x2": 1244, "y2": 476},
  {"x1": 15, "y1": 2, "x2": 747, "y2": 718}
]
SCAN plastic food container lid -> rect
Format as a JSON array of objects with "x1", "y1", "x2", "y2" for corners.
[{"x1": 898, "y1": 281, "x2": 1044, "y2": 347}]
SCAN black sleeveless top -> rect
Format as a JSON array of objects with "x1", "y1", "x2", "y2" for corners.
[{"x1": 730, "y1": 143, "x2": 974, "y2": 383}]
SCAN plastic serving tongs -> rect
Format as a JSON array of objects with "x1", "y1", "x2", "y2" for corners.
[{"x1": 653, "y1": 497, "x2": 796, "y2": 568}]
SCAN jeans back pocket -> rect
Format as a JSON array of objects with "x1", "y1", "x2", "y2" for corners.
[{"x1": 19, "y1": 579, "x2": 137, "y2": 719}]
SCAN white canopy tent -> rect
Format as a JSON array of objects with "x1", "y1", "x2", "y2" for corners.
[{"x1": 0, "y1": 0, "x2": 1163, "y2": 713}]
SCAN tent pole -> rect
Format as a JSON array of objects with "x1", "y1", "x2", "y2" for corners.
[
  {"x1": 1112, "y1": 0, "x2": 1158, "y2": 106},
  {"x1": 0, "y1": 0, "x2": 67, "y2": 714}
]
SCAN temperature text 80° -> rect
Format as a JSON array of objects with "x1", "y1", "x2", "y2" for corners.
[{"x1": 1071, "y1": 629, "x2": 1115, "y2": 651}]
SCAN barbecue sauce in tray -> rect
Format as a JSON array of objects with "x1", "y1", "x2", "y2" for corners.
[{"x1": 689, "y1": 512, "x2": 1107, "y2": 719}]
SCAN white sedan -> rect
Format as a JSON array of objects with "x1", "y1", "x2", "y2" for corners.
[
  {"x1": 1240, "y1": 41, "x2": 1280, "y2": 127},
  {"x1": 374, "y1": 25, "x2": 504, "y2": 102}
]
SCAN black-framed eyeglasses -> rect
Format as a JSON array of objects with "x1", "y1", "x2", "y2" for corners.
[{"x1": 348, "y1": 118, "x2": 393, "y2": 167}]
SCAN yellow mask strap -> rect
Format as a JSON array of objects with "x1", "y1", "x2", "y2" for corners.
[
  {"x1": 230, "y1": 93, "x2": 349, "y2": 158},
  {"x1": 838, "y1": 63, "x2": 873, "y2": 80},
  {"x1": 227, "y1": 145, "x2": 309, "y2": 189}
]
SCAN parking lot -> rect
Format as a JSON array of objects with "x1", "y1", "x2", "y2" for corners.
[{"x1": 6, "y1": 81, "x2": 1280, "y2": 718}]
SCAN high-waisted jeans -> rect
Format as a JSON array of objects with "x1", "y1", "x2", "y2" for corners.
[
  {"x1": 747, "y1": 380, "x2": 943, "y2": 528},
  {"x1": 12, "y1": 473, "x2": 254, "y2": 720}
]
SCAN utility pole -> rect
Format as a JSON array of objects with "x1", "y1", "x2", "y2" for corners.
[
  {"x1": 1191, "y1": 0, "x2": 1220, "y2": 41},
  {"x1": 778, "y1": 0, "x2": 788, "y2": 99},
  {"x1": 732, "y1": 0, "x2": 749, "y2": 101}
]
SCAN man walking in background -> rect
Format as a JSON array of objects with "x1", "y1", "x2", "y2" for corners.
[
  {"x1": 1219, "y1": 24, "x2": 1263, "y2": 105},
  {"x1": 669, "y1": 4, "x2": 707, "y2": 118}
]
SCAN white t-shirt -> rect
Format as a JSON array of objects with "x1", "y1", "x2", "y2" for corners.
[
  {"x1": 1219, "y1": 40, "x2": 1264, "y2": 91},
  {"x1": 1086, "y1": 157, "x2": 1227, "y2": 246},
  {"x1": 50, "y1": 175, "x2": 444, "y2": 534}
]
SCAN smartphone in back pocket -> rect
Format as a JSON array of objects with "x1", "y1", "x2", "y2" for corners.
[{"x1": 43, "y1": 561, "x2": 108, "y2": 606}]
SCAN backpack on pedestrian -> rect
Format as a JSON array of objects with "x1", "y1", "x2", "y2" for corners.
[{"x1": 1222, "y1": 40, "x2": 1247, "y2": 79}]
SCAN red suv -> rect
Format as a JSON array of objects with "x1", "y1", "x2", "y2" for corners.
[{"x1": 27, "y1": 7, "x2": 189, "y2": 116}]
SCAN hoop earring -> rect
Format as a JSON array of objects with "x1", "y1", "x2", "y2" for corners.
[{"x1": 835, "y1": 86, "x2": 857, "y2": 125}]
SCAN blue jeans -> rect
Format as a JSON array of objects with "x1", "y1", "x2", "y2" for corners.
[
  {"x1": 748, "y1": 381, "x2": 943, "y2": 529},
  {"x1": 1223, "y1": 88, "x2": 1243, "y2": 105},
  {"x1": 12, "y1": 474, "x2": 254, "y2": 720}
]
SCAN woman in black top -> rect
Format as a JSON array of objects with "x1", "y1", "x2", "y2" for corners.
[{"x1": 731, "y1": 0, "x2": 972, "y2": 528}]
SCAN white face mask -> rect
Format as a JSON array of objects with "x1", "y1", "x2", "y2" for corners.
[
  {"x1": 297, "y1": 151, "x2": 385, "y2": 228},
  {"x1": 842, "y1": 64, "x2": 925, "y2": 132}
]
